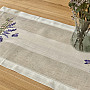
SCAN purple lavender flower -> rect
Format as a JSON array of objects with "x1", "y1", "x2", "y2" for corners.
[
  {"x1": 7, "y1": 29, "x2": 13, "y2": 32},
  {"x1": 7, "y1": 25, "x2": 14, "y2": 28},
  {"x1": 12, "y1": 33, "x2": 19, "y2": 37},
  {"x1": 11, "y1": 29, "x2": 17, "y2": 31},
  {"x1": 11, "y1": 22, "x2": 16, "y2": 26},
  {"x1": 7, "y1": 22, "x2": 16, "y2": 28},
  {"x1": 0, "y1": 36, "x2": 3, "y2": 42},
  {"x1": 2, "y1": 33, "x2": 8, "y2": 38},
  {"x1": 6, "y1": 18, "x2": 14, "y2": 21},
  {"x1": 7, "y1": 29, "x2": 17, "y2": 32},
  {"x1": 2, "y1": 30, "x2": 11, "y2": 38},
  {"x1": 0, "y1": 18, "x2": 19, "y2": 42},
  {"x1": 3, "y1": 31, "x2": 10, "y2": 34},
  {"x1": 84, "y1": 60, "x2": 90, "y2": 64}
]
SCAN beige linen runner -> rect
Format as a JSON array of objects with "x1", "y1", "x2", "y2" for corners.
[{"x1": 0, "y1": 6, "x2": 90, "y2": 90}]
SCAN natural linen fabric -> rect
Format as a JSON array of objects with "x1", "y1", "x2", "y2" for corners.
[{"x1": 0, "y1": 6, "x2": 90, "y2": 90}]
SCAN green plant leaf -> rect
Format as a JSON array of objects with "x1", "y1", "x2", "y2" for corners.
[
  {"x1": 76, "y1": 7, "x2": 81, "y2": 13},
  {"x1": 69, "y1": 2, "x2": 75, "y2": 7}
]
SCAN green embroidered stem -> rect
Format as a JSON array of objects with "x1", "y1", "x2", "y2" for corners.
[{"x1": 0, "y1": 18, "x2": 13, "y2": 34}]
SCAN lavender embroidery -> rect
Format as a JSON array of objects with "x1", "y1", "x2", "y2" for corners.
[
  {"x1": 0, "y1": 36, "x2": 3, "y2": 42},
  {"x1": 84, "y1": 60, "x2": 90, "y2": 64},
  {"x1": 12, "y1": 33, "x2": 19, "y2": 37},
  {"x1": 0, "y1": 18, "x2": 19, "y2": 42}
]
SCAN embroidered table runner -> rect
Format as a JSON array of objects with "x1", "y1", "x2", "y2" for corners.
[{"x1": 0, "y1": 6, "x2": 90, "y2": 90}]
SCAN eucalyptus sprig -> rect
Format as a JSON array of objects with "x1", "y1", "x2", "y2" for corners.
[{"x1": 69, "y1": 0, "x2": 90, "y2": 21}]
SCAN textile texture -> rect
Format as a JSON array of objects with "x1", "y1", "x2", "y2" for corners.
[{"x1": 0, "y1": 7, "x2": 90, "y2": 90}]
